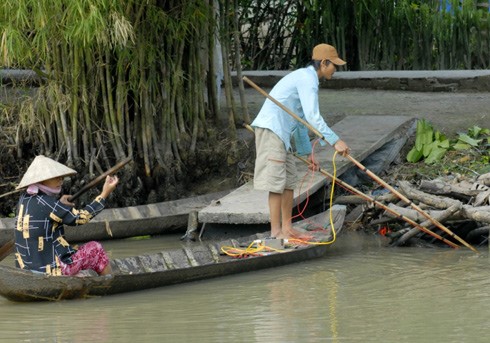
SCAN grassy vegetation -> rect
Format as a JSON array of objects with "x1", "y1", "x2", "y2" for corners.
[{"x1": 0, "y1": 0, "x2": 248, "y2": 201}]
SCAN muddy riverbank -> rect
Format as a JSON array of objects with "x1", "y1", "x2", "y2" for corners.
[{"x1": 1, "y1": 73, "x2": 489, "y2": 217}]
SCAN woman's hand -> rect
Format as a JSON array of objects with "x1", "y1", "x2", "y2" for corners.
[
  {"x1": 60, "y1": 195, "x2": 75, "y2": 207},
  {"x1": 100, "y1": 175, "x2": 119, "y2": 199}
]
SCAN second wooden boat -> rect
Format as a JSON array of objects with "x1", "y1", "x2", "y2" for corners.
[{"x1": 0, "y1": 190, "x2": 232, "y2": 246}]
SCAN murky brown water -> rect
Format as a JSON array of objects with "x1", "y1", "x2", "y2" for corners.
[{"x1": 1, "y1": 231, "x2": 489, "y2": 343}]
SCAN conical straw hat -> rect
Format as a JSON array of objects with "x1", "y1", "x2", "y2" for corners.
[{"x1": 16, "y1": 155, "x2": 77, "y2": 189}]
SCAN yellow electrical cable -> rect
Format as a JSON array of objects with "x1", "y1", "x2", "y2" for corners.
[
  {"x1": 220, "y1": 240, "x2": 288, "y2": 257},
  {"x1": 326, "y1": 150, "x2": 339, "y2": 243}
]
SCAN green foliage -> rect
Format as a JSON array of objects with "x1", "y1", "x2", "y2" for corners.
[
  {"x1": 407, "y1": 119, "x2": 450, "y2": 164},
  {"x1": 407, "y1": 121, "x2": 490, "y2": 165},
  {"x1": 453, "y1": 126, "x2": 490, "y2": 150},
  {"x1": 0, "y1": 1, "x2": 216, "y2": 191}
]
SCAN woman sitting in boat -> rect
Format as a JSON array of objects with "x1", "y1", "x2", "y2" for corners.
[{"x1": 13, "y1": 155, "x2": 119, "y2": 276}]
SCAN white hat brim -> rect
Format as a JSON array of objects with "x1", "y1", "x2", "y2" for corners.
[{"x1": 16, "y1": 155, "x2": 77, "y2": 189}]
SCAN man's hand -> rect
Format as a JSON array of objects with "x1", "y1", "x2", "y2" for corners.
[
  {"x1": 307, "y1": 155, "x2": 319, "y2": 171},
  {"x1": 333, "y1": 139, "x2": 350, "y2": 156}
]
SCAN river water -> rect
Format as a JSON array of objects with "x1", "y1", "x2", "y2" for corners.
[{"x1": 1, "y1": 231, "x2": 489, "y2": 343}]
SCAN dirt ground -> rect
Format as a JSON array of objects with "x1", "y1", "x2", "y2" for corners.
[{"x1": 236, "y1": 87, "x2": 490, "y2": 136}]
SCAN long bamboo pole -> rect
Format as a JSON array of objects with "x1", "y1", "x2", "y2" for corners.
[
  {"x1": 243, "y1": 123, "x2": 459, "y2": 249},
  {"x1": 294, "y1": 154, "x2": 459, "y2": 249},
  {"x1": 67, "y1": 157, "x2": 131, "y2": 202},
  {"x1": 243, "y1": 76, "x2": 477, "y2": 253}
]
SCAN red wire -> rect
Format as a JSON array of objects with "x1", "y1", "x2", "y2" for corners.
[{"x1": 291, "y1": 139, "x2": 325, "y2": 231}]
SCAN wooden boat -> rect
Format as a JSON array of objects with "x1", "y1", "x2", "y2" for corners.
[
  {"x1": 0, "y1": 190, "x2": 232, "y2": 246},
  {"x1": 0, "y1": 205, "x2": 346, "y2": 302}
]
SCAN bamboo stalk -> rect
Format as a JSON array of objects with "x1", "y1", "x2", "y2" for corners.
[
  {"x1": 80, "y1": 48, "x2": 93, "y2": 163},
  {"x1": 52, "y1": 44, "x2": 73, "y2": 165},
  {"x1": 104, "y1": 49, "x2": 125, "y2": 160},
  {"x1": 190, "y1": 43, "x2": 200, "y2": 153},
  {"x1": 116, "y1": 53, "x2": 127, "y2": 150},
  {"x1": 140, "y1": 90, "x2": 151, "y2": 177},
  {"x1": 95, "y1": 131, "x2": 111, "y2": 170},
  {"x1": 232, "y1": 0, "x2": 250, "y2": 123},
  {"x1": 176, "y1": 41, "x2": 186, "y2": 135},
  {"x1": 207, "y1": 0, "x2": 220, "y2": 122},
  {"x1": 70, "y1": 43, "x2": 80, "y2": 163},
  {"x1": 219, "y1": 0, "x2": 237, "y2": 143}
]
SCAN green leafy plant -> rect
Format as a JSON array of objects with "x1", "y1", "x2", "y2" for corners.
[
  {"x1": 453, "y1": 125, "x2": 490, "y2": 151},
  {"x1": 407, "y1": 121, "x2": 490, "y2": 165},
  {"x1": 407, "y1": 119, "x2": 450, "y2": 164}
]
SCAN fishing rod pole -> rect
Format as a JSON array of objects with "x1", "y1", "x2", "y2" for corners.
[{"x1": 242, "y1": 76, "x2": 477, "y2": 253}]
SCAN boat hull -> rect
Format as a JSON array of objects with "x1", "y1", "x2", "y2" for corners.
[
  {"x1": 0, "y1": 241, "x2": 328, "y2": 302},
  {"x1": 0, "y1": 206, "x2": 345, "y2": 302}
]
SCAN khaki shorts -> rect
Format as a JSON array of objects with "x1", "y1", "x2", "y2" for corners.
[{"x1": 253, "y1": 127, "x2": 298, "y2": 193}]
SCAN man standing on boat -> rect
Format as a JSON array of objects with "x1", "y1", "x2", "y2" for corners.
[
  {"x1": 13, "y1": 155, "x2": 118, "y2": 276},
  {"x1": 251, "y1": 43, "x2": 350, "y2": 240}
]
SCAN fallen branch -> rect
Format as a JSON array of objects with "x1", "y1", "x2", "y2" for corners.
[
  {"x1": 477, "y1": 172, "x2": 490, "y2": 186},
  {"x1": 461, "y1": 205, "x2": 490, "y2": 224},
  {"x1": 466, "y1": 225, "x2": 490, "y2": 241},
  {"x1": 385, "y1": 203, "x2": 461, "y2": 222},
  {"x1": 391, "y1": 202, "x2": 463, "y2": 247},
  {"x1": 335, "y1": 193, "x2": 398, "y2": 205},
  {"x1": 398, "y1": 181, "x2": 462, "y2": 209},
  {"x1": 419, "y1": 179, "x2": 479, "y2": 198}
]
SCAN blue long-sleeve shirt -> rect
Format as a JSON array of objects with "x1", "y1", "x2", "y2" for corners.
[{"x1": 251, "y1": 66, "x2": 339, "y2": 156}]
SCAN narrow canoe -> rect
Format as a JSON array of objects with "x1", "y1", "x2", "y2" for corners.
[
  {"x1": 0, "y1": 205, "x2": 346, "y2": 302},
  {"x1": 0, "y1": 190, "x2": 232, "y2": 246}
]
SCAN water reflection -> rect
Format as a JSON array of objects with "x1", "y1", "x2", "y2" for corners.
[{"x1": 1, "y1": 231, "x2": 490, "y2": 342}]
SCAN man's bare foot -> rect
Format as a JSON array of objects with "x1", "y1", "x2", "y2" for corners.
[
  {"x1": 283, "y1": 228, "x2": 313, "y2": 241},
  {"x1": 270, "y1": 227, "x2": 282, "y2": 239}
]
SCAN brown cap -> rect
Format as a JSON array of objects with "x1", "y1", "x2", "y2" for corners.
[
  {"x1": 16, "y1": 155, "x2": 77, "y2": 189},
  {"x1": 312, "y1": 44, "x2": 346, "y2": 65}
]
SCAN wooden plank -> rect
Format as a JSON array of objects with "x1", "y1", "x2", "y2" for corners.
[{"x1": 198, "y1": 115, "x2": 415, "y2": 224}]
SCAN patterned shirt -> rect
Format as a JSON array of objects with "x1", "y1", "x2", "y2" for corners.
[
  {"x1": 251, "y1": 65, "x2": 340, "y2": 156},
  {"x1": 14, "y1": 192, "x2": 106, "y2": 275}
]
